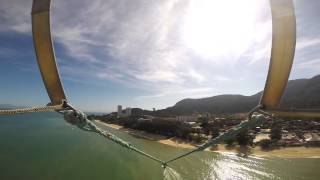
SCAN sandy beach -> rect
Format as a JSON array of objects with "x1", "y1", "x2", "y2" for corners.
[{"x1": 95, "y1": 120, "x2": 320, "y2": 158}]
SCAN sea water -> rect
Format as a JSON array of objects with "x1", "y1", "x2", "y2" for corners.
[
  {"x1": 164, "y1": 167, "x2": 182, "y2": 180},
  {"x1": 0, "y1": 112, "x2": 319, "y2": 180}
]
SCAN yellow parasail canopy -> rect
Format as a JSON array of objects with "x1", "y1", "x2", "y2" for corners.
[
  {"x1": 32, "y1": 0, "x2": 66, "y2": 105},
  {"x1": 260, "y1": 0, "x2": 296, "y2": 109}
]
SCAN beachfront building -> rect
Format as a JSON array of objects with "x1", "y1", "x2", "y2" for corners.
[
  {"x1": 125, "y1": 107, "x2": 132, "y2": 117},
  {"x1": 117, "y1": 105, "x2": 122, "y2": 113},
  {"x1": 117, "y1": 105, "x2": 132, "y2": 117},
  {"x1": 176, "y1": 114, "x2": 199, "y2": 122},
  {"x1": 117, "y1": 105, "x2": 122, "y2": 118},
  {"x1": 304, "y1": 133, "x2": 320, "y2": 145},
  {"x1": 137, "y1": 117, "x2": 152, "y2": 122}
]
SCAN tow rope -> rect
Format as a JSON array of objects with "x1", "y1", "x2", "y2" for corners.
[
  {"x1": 0, "y1": 100, "x2": 269, "y2": 168},
  {"x1": 0, "y1": 103, "x2": 64, "y2": 115},
  {"x1": 62, "y1": 103, "x2": 270, "y2": 168}
]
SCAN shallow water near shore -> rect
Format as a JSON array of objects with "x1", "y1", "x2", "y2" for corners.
[{"x1": 0, "y1": 112, "x2": 319, "y2": 180}]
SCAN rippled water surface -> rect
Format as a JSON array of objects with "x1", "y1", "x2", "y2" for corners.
[{"x1": 0, "y1": 112, "x2": 319, "y2": 180}]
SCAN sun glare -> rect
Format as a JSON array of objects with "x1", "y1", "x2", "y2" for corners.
[{"x1": 182, "y1": 0, "x2": 263, "y2": 60}]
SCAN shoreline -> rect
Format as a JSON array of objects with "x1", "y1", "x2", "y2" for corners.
[{"x1": 95, "y1": 120, "x2": 320, "y2": 158}]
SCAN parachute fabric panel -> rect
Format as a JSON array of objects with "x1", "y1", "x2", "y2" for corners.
[
  {"x1": 32, "y1": 0, "x2": 66, "y2": 105},
  {"x1": 260, "y1": 0, "x2": 296, "y2": 109}
]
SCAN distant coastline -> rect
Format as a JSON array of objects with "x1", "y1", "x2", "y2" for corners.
[{"x1": 95, "y1": 120, "x2": 320, "y2": 158}]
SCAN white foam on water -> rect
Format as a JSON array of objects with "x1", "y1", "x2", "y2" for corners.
[{"x1": 163, "y1": 167, "x2": 182, "y2": 180}]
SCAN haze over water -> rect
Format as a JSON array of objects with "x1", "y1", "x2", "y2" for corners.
[{"x1": 0, "y1": 112, "x2": 319, "y2": 180}]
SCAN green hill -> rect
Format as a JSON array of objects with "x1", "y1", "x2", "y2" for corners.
[{"x1": 154, "y1": 74, "x2": 320, "y2": 116}]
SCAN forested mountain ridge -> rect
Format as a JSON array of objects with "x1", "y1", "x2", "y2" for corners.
[{"x1": 154, "y1": 75, "x2": 320, "y2": 116}]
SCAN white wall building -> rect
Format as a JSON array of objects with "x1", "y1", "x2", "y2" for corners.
[
  {"x1": 117, "y1": 105, "x2": 132, "y2": 117},
  {"x1": 176, "y1": 114, "x2": 199, "y2": 122},
  {"x1": 117, "y1": 105, "x2": 122, "y2": 117},
  {"x1": 125, "y1": 107, "x2": 132, "y2": 116}
]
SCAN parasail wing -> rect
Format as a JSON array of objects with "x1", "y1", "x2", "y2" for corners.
[
  {"x1": 32, "y1": 0, "x2": 66, "y2": 105},
  {"x1": 260, "y1": 0, "x2": 296, "y2": 109}
]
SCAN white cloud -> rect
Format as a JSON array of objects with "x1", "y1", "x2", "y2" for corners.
[
  {"x1": 296, "y1": 58, "x2": 320, "y2": 70},
  {"x1": 49, "y1": 0, "x2": 315, "y2": 76},
  {"x1": 48, "y1": 0, "x2": 272, "y2": 92},
  {"x1": 296, "y1": 38, "x2": 320, "y2": 50},
  {"x1": 0, "y1": 0, "x2": 31, "y2": 33},
  {"x1": 4, "y1": 0, "x2": 319, "y2": 110},
  {"x1": 134, "y1": 87, "x2": 215, "y2": 101}
]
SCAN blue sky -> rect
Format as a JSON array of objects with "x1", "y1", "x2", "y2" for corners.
[{"x1": 0, "y1": 0, "x2": 319, "y2": 112}]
